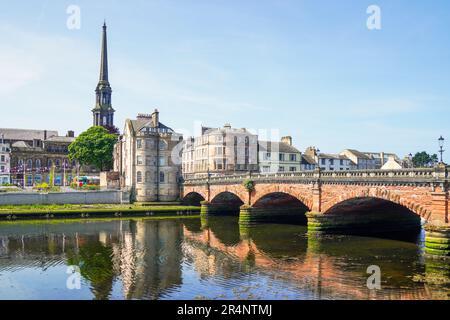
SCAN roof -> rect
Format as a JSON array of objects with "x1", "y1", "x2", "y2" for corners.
[
  {"x1": 202, "y1": 126, "x2": 251, "y2": 135},
  {"x1": 258, "y1": 141, "x2": 301, "y2": 154},
  {"x1": 45, "y1": 136, "x2": 76, "y2": 143},
  {"x1": 301, "y1": 154, "x2": 316, "y2": 165},
  {"x1": 0, "y1": 128, "x2": 58, "y2": 141},
  {"x1": 319, "y1": 153, "x2": 350, "y2": 160},
  {"x1": 128, "y1": 119, "x2": 174, "y2": 134},
  {"x1": 342, "y1": 149, "x2": 372, "y2": 160},
  {"x1": 11, "y1": 141, "x2": 32, "y2": 148}
]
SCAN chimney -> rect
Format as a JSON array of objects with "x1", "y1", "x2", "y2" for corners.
[
  {"x1": 151, "y1": 109, "x2": 159, "y2": 127},
  {"x1": 281, "y1": 136, "x2": 292, "y2": 146},
  {"x1": 224, "y1": 123, "x2": 232, "y2": 129},
  {"x1": 44, "y1": 130, "x2": 47, "y2": 141},
  {"x1": 380, "y1": 152, "x2": 385, "y2": 166},
  {"x1": 66, "y1": 130, "x2": 75, "y2": 138}
]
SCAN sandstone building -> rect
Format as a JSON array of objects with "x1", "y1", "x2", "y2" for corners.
[
  {"x1": 0, "y1": 129, "x2": 87, "y2": 186},
  {"x1": 182, "y1": 124, "x2": 258, "y2": 179},
  {"x1": 114, "y1": 110, "x2": 183, "y2": 202}
]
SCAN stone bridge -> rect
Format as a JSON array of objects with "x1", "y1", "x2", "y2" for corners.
[{"x1": 182, "y1": 166, "x2": 449, "y2": 257}]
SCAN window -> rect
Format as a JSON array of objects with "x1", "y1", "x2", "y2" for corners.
[
  {"x1": 137, "y1": 171, "x2": 142, "y2": 183},
  {"x1": 0, "y1": 155, "x2": 4, "y2": 162},
  {"x1": 159, "y1": 156, "x2": 166, "y2": 166},
  {"x1": 289, "y1": 167, "x2": 297, "y2": 172},
  {"x1": 340, "y1": 159, "x2": 344, "y2": 166},
  {"x1": 26, "y1": 175, "x2": 33, "y2": 186},
  {"x1": 264, "y1": 152, "x2": 271, "y2": 160},
  {"x1": 146, "y1": 139, "x2": 154, "y2": 149},
  {"x1": 159, "y1": 140, "x2": 168, "y2": 150},
  {"x1": 36, "y1": 159, "x2": 41, "y2": 169},
  {"x1": 262, "y1": 166, "x2": 270, "y2": 173},
  {"x1": 215, "y1": 147, "x2": 223, "y2": 155},
  {"x1": 159, "y1": 171, "x2": 165, "y2": 183},
  {"x1": 55, "y1": 159, "x2": 61, "y2": 167},
  {"x1": 279, "y1": 166, "x2": 285, "y2": 172},
  {"x1": 279, "y1": 153, "x2": 285, "y2": 161},
  {"x1": 137, "y1": 156, "x2": 143, "y2": 165},
  {"x1": 137, "y1": 139, "x2": 142, "y2": 149},
  {"x1": 321, "y1": 159, "x2": 326, "y2": 165},
  {"x1": 289, "y1": 154, "x2": 296, "y2": 161},
  {"x1": 55, "y1": 175, "x2": 62, "y2": 186},
  {"x1": 47, "y1": 160, "x2": 53, "y2": 168},
  {"x1": 329, "y1": 159, "x2": 334, "y2": 165},
  {"x1": 145, "y1": 171, "x2": 151, "y2": 183},
  {"x1": 27, "y1": 159, "x2": 33, "y2": 169}
]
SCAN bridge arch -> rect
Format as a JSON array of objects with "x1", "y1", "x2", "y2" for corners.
[
  {"x1": 251, "y1": 192, "x2": 309, "y2": 225},
  {"x1": 323, "y1": 188, "x2": 431, "y2": 221},
  {"x1": 252, "y1": 184, "x2": 313, "y2": 210},
  {"x1": 210, "y1": 191, "x2": 245, "y2": 215},
  {"x1": 182, "y1": 192, "x2": 205, "y2": 206}
]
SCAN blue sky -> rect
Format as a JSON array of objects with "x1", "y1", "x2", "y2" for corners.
[{"x1": 0, "y1": 0, "x2": 449, "y2": 160}]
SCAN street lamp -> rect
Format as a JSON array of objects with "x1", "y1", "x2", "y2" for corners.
[{"x1": 438, "y1": 136, "x2": 445, "y2": 163}]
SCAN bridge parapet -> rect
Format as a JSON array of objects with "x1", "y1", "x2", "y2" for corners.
[{"x1": 184, "y1": 167, "x2": 447, "y2": 187}]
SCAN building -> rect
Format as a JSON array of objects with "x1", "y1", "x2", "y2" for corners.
[
  {"x1": 340, "y1": 149, "x2": 377, "y2": 170},
  {"x1": 304, "y1": 147, "x2": 354, "y2": 171},
  {"x1": 381, "y1": 156, "x2": 403, "y2": 170},
  {"x1": 300, "y1": 154, "x2": 316, "y2": 171},
  {"x1": 258, "y1": 136, "x2": 301, "y2": 173},
  {"x1": 340, "y1": 150, "x2": 401, "y2": 169},
  {"x1": 0, "y1": 140, "x2": 11, "y2": 185},
  {"x1": 363, "y1": 151, "x2": 401, "y2": 169},
  {"x1": 114, "y1": 110, "x2": 183, "y2": 202},
  {"x1": 0, "y1": 129, "x2": 85, "y2": 187},
  {"x1": 182, "y1": 124, "x2": 258, "y2": 179},
  {"x1": 92, "y1": 23, "x2": 115, "y2": 129}
]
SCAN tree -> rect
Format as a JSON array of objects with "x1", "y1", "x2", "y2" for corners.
[
  {"x1": 68, "y1": 126, "x2": 117, "y2": 171},
  {"x1": 412, "y1": 151, "x2": 438, "y2": 168}
]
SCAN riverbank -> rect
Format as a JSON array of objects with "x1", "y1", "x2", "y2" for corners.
[{"x1": 0, "y1": 204, "x2": 200, "y2": 221}]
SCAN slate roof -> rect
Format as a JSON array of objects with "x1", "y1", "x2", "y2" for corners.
[
  {"x1": 45, "y1": 136, "x2": 76, "y2": 143},
  {"x1": 258, "y1": 141, "x2": 301, "y2": 154},
  {"x1": 301, "y1": 154, "x2": 316, "y2": 165},
  {"x1": 129, "y1": 119, "x2": 174, "y2": 134},
  {"x1": 0, "y1": 128, "x2": 58, "y2": 141},
  {"x1": 342, "y1": 149, "x2": 372, "y2": 160},
  {"x1": 319, "y1": 153, "x2": 350, "y2": 160}
]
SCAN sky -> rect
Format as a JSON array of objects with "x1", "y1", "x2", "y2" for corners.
[{"x1": 0, "y1": 0, "x2": 449, "y2": 160}]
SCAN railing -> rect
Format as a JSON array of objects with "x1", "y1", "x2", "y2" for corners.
[{"x1": 183, "y1": 167, "x2": 448, "y2": 186}]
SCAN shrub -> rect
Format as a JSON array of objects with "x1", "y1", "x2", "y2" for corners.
[{"x1": 242, "y1": 179, "x2": 255, "y2": 193}]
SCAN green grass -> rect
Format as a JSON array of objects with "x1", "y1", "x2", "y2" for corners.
[
  {"x1": 0, "y1": 215, "x2": 200, "y2": 226},
  {"x1": 0, "y1": 203, "x2": 200, "y2": 215}
]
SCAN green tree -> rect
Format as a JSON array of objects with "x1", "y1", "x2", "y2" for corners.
[
  {"x1": 412, "y1": 151, "x2": 438, "y2": 168},
  {"x1": 68, "y1": 126, "x2": 117, "y2": 171}
]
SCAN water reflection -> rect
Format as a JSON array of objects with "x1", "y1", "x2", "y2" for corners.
[{"x1": 0, "y1": 218, "x2": 448, "y2": 300}]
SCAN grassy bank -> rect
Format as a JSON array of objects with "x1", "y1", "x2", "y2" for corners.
[{"x1": 0, "y1": 204, "x2": 200, "y2": 221}]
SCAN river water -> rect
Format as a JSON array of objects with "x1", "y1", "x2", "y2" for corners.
[{"x1": 0, "y1": 217, "x2": 448, "y2": 300}]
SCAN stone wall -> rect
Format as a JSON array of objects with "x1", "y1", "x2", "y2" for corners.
[{"x1": 0, "y1": 190, "x2": 129, "y2": 205}]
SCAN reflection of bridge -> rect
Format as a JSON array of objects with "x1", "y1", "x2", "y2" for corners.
[
  {"x1": 183, "y1": 221, "x2": 449, "y2": 300},
  {"x1": 182, "y1": 167, "x2": 449, "y2": 257}
]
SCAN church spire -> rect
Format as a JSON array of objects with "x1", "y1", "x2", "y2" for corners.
[
  {"x1": 99, "y1": 22, "x2": 109, "y2": 82},
  {"x1": 92, "y1": 22, "x2": 115, "y2": 128}
]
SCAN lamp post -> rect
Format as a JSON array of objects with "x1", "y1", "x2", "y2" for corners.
[{"x1": 438, "y1": 136, "x2": 445, "y2": 164}]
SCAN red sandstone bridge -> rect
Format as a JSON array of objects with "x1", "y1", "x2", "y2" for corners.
[{"x1": 182, "y1": 167, "x2": 449, "y2": 256}]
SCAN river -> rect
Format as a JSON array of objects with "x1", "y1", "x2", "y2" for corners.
[{"x1": 0, "y1": 217, "x2": 448, "y2": 300}]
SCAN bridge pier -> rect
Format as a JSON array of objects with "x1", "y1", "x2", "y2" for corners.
[
  {"x1": 239, "y1": 205, "x2": 307, "y2": 226},
  {"x1": 200, "y1": 201, "x2": 240, "y2": 216},
  {"x1": 306, "y1": 211, "x2": 422, "y2": 234},
  {"x1": 424, "y1": 225, "x2": 450, "y2": 257}
]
